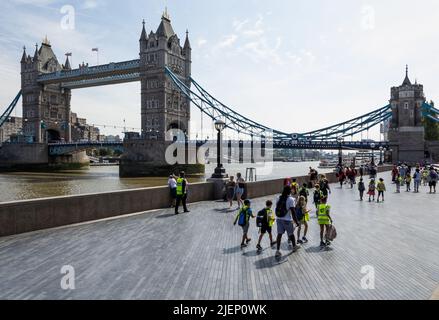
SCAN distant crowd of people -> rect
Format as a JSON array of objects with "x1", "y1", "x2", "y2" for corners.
[{"x1": 167, "y1": 162, "x2": 438, "y2": 260}]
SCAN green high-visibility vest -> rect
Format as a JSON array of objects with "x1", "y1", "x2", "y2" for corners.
[
  {"x1": 176, "y1": 178, "x2": 186, "y2": 196},
  {"x1": 317, "y1": 204, "x2": 330, "y2": 224}
]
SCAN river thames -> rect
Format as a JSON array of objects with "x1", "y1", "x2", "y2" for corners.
[{"x1": 0, "y1": 161, "x2": 333, "y2": 203}]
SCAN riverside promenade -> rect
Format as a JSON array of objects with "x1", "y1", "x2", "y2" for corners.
[{"x1": 0, "y1": 173, "x2": 438, "y2": 300}]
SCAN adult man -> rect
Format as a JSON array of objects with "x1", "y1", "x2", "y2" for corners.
[
  {"x1": 175, "y1": 171, "x2": 190, "y2": 215},
  {"x1": 275, "y1": 186, "x2": 301, "y2": 259}
]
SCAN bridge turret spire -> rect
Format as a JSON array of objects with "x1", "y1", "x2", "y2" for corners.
[
  {"x1": 21, "y1": 46, "x2": 27, "y2": 63},
  {"x1": 140, "y1": 19, "x2": 147, "y2": 42},
  {"x1": 402, "y1": 64, "x2": 412, "y2": 86},
  {"x1": 64, "y1": 55, "x2": 71, "y2": 70},
  {"x1": 157, "y1": 8, "x2": 175, "y2": 38},
  {"x1": 33, "y1": 43, "x2": 40, "y2": 62},
  {"x1": 184, "y1": 29, "x2": 191, "y2": 50}
]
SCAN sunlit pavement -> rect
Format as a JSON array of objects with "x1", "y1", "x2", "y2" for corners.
[{"x1": 0, "y1": 173, "x2": 438, "y2": 300}]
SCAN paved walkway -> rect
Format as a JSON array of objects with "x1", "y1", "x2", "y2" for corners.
[{"x1": 0, "y1": 173, "x2": 438, "y2": 300}]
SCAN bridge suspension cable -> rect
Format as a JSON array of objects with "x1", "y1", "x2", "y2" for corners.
[
  {"x1": 0, "y1": 91, "x2": 22, "y2": 128},
  {"x1": 165, "y1": 67, "x2": 392, "y2": 142}
]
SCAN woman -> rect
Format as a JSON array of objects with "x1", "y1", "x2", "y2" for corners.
[
  {"x1": 226, "y1": 176, "x2": 236, "y2": 208},
  {"x1": 235, "y1": 173, "x2": 246, "y2": 209}
]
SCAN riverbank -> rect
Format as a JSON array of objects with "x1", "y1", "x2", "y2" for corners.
[
  {"x1": 0, "y1": 165, "x2": 392, "y2": 237},
  {"x1": 0, "y1": 161, "x2": 329, "y2": 202}
]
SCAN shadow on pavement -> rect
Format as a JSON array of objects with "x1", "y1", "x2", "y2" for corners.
[
  {"x1": 254, "y1": 252, "x2": 293, "y2": 269},
  {"x1": 222, "y1": 246, "x2": 242, "y2": 255},
  {"x1": 214, "y1": 208, "x2": 236, "y2": 213},
  {"x1": 304, "y1": 245, "x2": 334, "y2": 253},
  {"x1": 155, "y1": 213, "x2": 176, "y2": 219}
]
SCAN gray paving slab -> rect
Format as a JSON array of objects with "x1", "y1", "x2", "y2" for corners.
[{"x1": 0, "y1": 173, "x2": 438, "y2": 300}]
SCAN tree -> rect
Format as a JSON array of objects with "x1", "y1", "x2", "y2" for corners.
[{"x1": 423, "y1": 100, "x2": 439, "y2": 141}]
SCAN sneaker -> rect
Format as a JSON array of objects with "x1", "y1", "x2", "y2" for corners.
[
  {"x1": 302, "y1": 237, "x2": 308, "y2": 243},
  {"x1": 292, "y1": 245, "x2": 301, "y2": 253},
  {"x1": 270, "y1": 241, "x2": 277, "y2": 247},
  {"x1": 297, "y1": 240, "x2": 304, "y2": 245},
  {"x1": 256, "y1": 244, "x2": 262, "y2": 251},
  {"x1": 184, "y1": 210, "x2": 190, "y2": 213},
  {"x1": 240, "y1": 243, "x2": 247, "y2": 249},
  {"x1": 320, "y1": 241, "x2": 326, "y2": 247},
  {"x1": 275, "y1": 251, "x2": 282, "y2": 258},
  {"x1": 246, "y1": 238, "x2": 252, "y2": 244},
  {"x1": 326, "y1": 240, "x2": 331, "y2": 246}
]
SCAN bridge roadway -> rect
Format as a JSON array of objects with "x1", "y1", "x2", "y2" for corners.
[{"x1": 0, "y1": 174, "x2": 438, "y2": 300}]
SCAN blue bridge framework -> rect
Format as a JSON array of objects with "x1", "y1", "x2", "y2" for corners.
[{"x1": 2, "y1": 58, "x2": 439, "y2": 156}]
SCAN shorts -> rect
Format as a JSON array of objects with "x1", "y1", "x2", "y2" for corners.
[
  {"x1": 241, "y1": 223, "x2": 250, "y2": 235},
  {"x1": 300, "y1": 213, "x2": 310, "y2": 224},
  {"x1": 276, "y1": 219, "x2": 295, "y2": 236},
  {"x1": 429, "y1": 181, "x2": 437, "y2": 187},
  {"x1": 235, "y1": 187, "x2": 244, "y2": 195},
  {"x1": 170, "y1": 188, "x2": 177, "y2": 199},
  {"x1": 227, "y1": 188, "x2": 235, "y2": 199},
  {"x1": 260, "y1": 225, "x2": 272, "y2": 234},
  {"x1": 378, "y1": 191, "x2": 384, "y2": 196}
]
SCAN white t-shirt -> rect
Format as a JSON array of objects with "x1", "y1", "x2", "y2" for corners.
[
  {"x1": 168, "y1": 178, "x2": 177, "y2": 189},
  {"x1": 275, "y1": 195, "x2": 296, "y2": 221}
]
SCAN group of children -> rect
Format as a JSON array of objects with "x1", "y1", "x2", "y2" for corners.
[
  {"x1": 358, "y1": 177, "x2": 387, "y2": 202},
  {"x1": 233, "y1": 179, "x2": 334, "y2": 254}
]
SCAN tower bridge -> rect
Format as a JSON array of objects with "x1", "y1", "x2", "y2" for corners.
[{"x1": 1, "y1": 11, "x2": 439, "y2": 175}]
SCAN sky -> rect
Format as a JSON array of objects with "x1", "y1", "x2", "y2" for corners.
[{"x1": 1, "y1": 0, "x2": 439, "y2": 140}]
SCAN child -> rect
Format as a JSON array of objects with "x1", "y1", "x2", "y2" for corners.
[
  {"x1": 256, "y1": 200, "x2": 276, "y2": 252},
  {"x1": 233, "y1": 199, "x2": 255, "y2": 248},
  {"x1": 317, "y1": 202, "x2": 333, "y2": 247},
  {"x1": 291, "y1": 178, "x2": 299, "y2": 199},
  {"x1": 405, "y1": 173, "x2": 412, "y2": 192},
  {"x1": 367, "y1": 179, "x2": 376, "y2": 202},
  {"x1": 396, "y1": 174, "x2": 402, "y2": 193},
  {"x1": 226, "y1": 176, "x2": 236, "y2": 208},
  {"x1": 358, "y1": 178, "x2": 366, "y2": 201},
  {"x1": 313, "y1": 184, "x2": 323, "y2": 214},
  {"x1": 296, "y1": 196, "x2": 310, "y2": 244},
  {"x1": 299, "y1": 183, "x2": 309, "y2": 202},
  {"x1": 377, "y1": 178, "x2": 386, "y2": 202},
  {"x1": 413, "y1": 169, "x2": 421, "y2": 193}
]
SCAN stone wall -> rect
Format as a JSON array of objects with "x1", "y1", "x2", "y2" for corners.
[
  {"x1": 0, "y1": 165, "x2": 392, "y2": 237},
  {"x1": 0, "y1": 143, "x2": 48, "y2": 168},
  {"x1": 426, "y1": 141, "x2": 439, "y2": 161},
  {"x1": 120, "y1": 139, "x2": 204, "y2": 177},
  {"x1": 0, "y1": 182, "x2": 214, "y2": 237}
]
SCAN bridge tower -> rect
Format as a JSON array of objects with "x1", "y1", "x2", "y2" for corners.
[
  {"x1": 388, "y1": 66, "x2": 426, "y2": 164},
  {"x1": 20, "y1": 37, "x2": 72, "y2": 143},
  {"x1": 120, "y1": 11, "x2": 203, "y2": 177},
  {"x1": 139, "y1": 10, "x2": 191, "y2": 140}
]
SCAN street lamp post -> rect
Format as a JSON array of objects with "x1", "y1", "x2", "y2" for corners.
[
  {"x1": 212, "y1": 119, "x2": 227, "y2": 179},
  {"x1": 337, "y1": 136, "x2": 344, "y2": 167},
  {"x1": 379, "y1": 146, "x2": 384, "y2": 165},
  {"x1": 370, "y1": 143, "x2": 376, "y2": 166}
]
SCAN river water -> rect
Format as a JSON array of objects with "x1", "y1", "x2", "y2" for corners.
[{"x1": 0, "y1": 161, "x2": 333, "y2": 203}]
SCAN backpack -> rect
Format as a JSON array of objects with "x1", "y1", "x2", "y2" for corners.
[
  {"x1": 237, "y1": 208, "x2": 248, "y2": 226},
  {"x1": 313, "y1": 190, "x2": 321, "y2": 203},
  {"x1": 275, "y1": 197, "x2": 288, "y2": 218},
  {"x1": 256, "y1": 209, "x2": 268, "y2": 228},
  {"x1": 295, "y1": 207, "x2": 304, "y2": 221}
]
